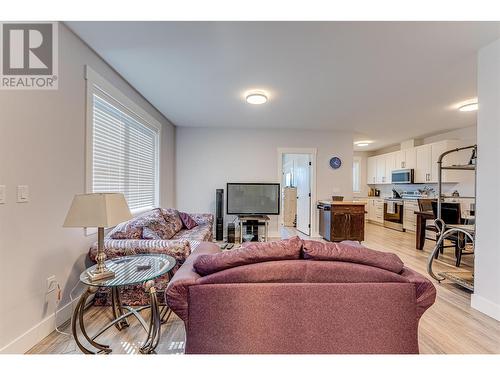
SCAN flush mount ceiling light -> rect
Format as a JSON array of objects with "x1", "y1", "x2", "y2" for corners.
[
  {"x1": 354, "y1": 140, "x2": 373, "y2": 147},
  {"x1": 246, "y1": 91, "x2": 268, "y2": 105},
  {"x1": 458, "y1": 102, "x2": 478, "y2": 112},
  {"x1": 455, "y1": 98, "x2": 478, "y2": 112}
]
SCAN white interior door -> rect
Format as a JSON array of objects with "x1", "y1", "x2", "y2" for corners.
[{"x1": 294, "y1": 154, "x2": 311, "y2": 235}]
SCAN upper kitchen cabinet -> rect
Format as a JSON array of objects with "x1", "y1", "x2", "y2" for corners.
[
  {"x1": 415, "y1": 140, "x2": 459, "y2": 183},
  {"x1": 384, "y1": 152, "x2": 396, "y2": 183},
  {"x1": 366, "y1": 153, "x2": 395, "y2": 184},
  {"x1": 367, "y1": 140, "x2": 462, "y2": 185},
  {"x1": 414, "y1": 144, "x2": 432, "y2": 183},
  {"x1": 375, "y1": 155, "x2": 386, "y2": 184},
  {"x1": 430, "y1": 140, "x2": 459, "y2": 183},
  {"x1": 395, "y1": 148, "x2": 416, "y2": 170},
  {"x1": 367, "y1": 156, "x2": 377, "y2": 184}
]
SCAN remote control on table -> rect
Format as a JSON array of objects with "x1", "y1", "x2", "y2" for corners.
[
  {"x1": 226, "y1": 243, "x2": 234, "y2": 250},
  {"x1": 220, "y1": 243, "x2": 227, "y2": 249}
]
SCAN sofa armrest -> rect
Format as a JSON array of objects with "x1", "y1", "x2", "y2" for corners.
[
  {"x1": 400, "y1": 266, "x2": 436, "y2": 320},
  {"x1": 166, "y1": 242, "x2": 220, "y2": 323},
  {"x1": 88, "y1": 239, "x2": 191, "y2": 264}
]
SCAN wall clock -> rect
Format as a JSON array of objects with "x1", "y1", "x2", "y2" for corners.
[{"x1": 329, "y1": 156, "x2": 342, "y2": 169}]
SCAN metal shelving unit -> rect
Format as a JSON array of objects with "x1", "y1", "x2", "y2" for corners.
[{"x1": 427, "y1": 145, "x2": 477, "y2": 291}]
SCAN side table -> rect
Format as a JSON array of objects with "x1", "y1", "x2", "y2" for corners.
[
  {"x1": 238, "y1": 215, "x2": 270, "y2": 243},
  {"x1": 72, "y1": 254, "x2": 176, "y2": 354}
]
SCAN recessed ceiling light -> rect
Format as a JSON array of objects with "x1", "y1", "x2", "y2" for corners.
[
  {"x1": 458, "y1": 102, "x2": 478, "y2": 112},
  {"x1": 246, "y1": 91, "x2": 268, "y2": 105},
  {"x1": 356, "y1": 143, "x2": 369, "y2": 147}
]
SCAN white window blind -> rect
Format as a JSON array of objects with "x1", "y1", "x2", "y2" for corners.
[
  {"x1": 353, "y1": 158, "x2": 361, "y2": 193},
  {"x1": 92, "y1": 93, "x2": 159, "y2": 212}
]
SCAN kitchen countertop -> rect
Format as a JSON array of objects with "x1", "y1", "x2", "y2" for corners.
[{"x1": 318, "y1": 200, "x2": 366, "y2": 205}]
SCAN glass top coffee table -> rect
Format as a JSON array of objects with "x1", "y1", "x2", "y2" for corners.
[{"x1": 72, "y1": 254, "x2": 176, "y2": 354}]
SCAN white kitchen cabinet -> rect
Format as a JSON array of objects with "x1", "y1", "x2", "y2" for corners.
[
  {"x1": 415, "y1": 141, "x2": 459, "y2": 183},
  {"x1": 368, "y1": 153, "x2": 394, "y2": 184},
  {"x1": 366, "y1": 198, "x2": 373, "y2": 220},
  {"x1": 430, "y1": 140, "x2": 459, "y2": 183},
  {"x1": 376, "y1": 156, "x2": 386, "y2": 184},
  {"x1": 368, "y1": 153, "x2": 397, "y2": 184},
  {"x1": 384, "y1": 152, "x2": 396, "y2": 183},
  {"x1": 367, "y1": 156, "x2": 377, "y2": 184},
  {"x1": 415, "y1": 144, "x2": 432, "y2": 183},
  {"x1": 367, "y1": 198, "x2": 384, "y2": 224},
  {"x1": 395, "y1": 151, "x2": 405, "y2": 170},
  {"x1": 373, "y1": 199, "x2": 384, "y2": 224},
  {"x1": 404, "y1": 148, "x2": 416, "y2": 169},
  {"x1": 394, "y1": 148, "x2": 416, "y2": 170},
  {"x1": 403, "y1": 200, "x2": 418, "y2": 232}
]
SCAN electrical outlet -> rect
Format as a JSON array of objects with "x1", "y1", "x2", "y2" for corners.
[
  {"x1": 46, "y1": 275, "x2": 57, "y2": 293},
  {"x1": 17, "y1": 185, "x2": 29, "y2": 203}
]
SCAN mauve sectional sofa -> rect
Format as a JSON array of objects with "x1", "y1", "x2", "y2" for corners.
[{"x1": 166, "y1": 237, "x2": 436, "y2": 354}]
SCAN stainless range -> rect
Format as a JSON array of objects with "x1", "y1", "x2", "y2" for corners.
[{"x1": 383, "y1": 198, "x2": 404, "y2": 231}]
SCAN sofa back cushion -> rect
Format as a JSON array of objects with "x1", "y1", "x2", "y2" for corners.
[
  {"x1": 198, "y1": 259, "x2": 409, "y2": 286},
  {"x1": 302, "y1": 240, "x2": 404, "y2": 274},
  {"x1": 179, "y1": 212, "x2": 198, "y2": 230},
  {"x1": 194, "y1": 236, "x2": 302, "y2": 276},
  {"x1": 108, "y1": 208, "x2": 177, "y2": 240}
]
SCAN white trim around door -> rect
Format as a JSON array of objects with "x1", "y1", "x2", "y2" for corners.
[{"x1": 277, "y1": 148, "x2": 318, "y2": 238}]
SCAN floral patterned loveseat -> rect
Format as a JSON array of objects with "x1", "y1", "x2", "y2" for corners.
[{"x1": 88, "y1": 208, "x2": 213, "y2": 305}]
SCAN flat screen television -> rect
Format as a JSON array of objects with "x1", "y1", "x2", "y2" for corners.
[{"x1": 226, "y1": 183, "x2": 280, "y2": 215}]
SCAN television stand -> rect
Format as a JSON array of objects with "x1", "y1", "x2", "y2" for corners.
[{"x1": 238, "y1": 215, "x2": 270, "y2": 243}]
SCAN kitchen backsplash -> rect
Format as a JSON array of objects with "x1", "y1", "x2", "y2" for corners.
[{"x1": 370, "y1": 183, "x2": 473, "y2": 198}]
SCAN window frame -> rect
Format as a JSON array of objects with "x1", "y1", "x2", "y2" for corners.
[
  {"x1": 85, "y1": 66, "x2": 162, "y2": 217},
  {"x1": 352, "y1": 156, "x2": 361, "y2": 194}
]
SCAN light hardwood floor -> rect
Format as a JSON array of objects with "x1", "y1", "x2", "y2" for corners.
[{"x1": 28, "y1": 223, "x2": 500, "y2": 354}]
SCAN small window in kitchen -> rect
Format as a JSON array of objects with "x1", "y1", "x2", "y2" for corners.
[{"x1": 353, "y1": 157, "x2": 361, "y2": 193}]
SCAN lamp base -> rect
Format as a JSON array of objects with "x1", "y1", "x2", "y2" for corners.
[{"x1": 87, "y1": 269, "x2": 115, "y2": 282}]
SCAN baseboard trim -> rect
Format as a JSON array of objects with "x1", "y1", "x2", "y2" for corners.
[
  {"x1": 471, "y1": 294, "x2": 500, "y2": 321},
  {"x1": 0, "y1": 298, "x2": 77, "y2": 354},
  {"x1": 310, "y1": 232, "x2": 321, "y2": 239},
  {"x1": 268, "y1": 231, "x2": 280, "y2": 239}
]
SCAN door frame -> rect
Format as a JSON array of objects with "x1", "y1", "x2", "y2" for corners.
[{"x1": 277, "y1": 148, "x2": 318, "y2": 237}]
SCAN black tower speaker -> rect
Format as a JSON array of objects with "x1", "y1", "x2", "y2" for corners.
[
  {"x1": 227, "y1": 223, "x2": 235, "y2": 243},
  {"x1": 216, "y1": 189, "x2": 224, "y2": 241}
]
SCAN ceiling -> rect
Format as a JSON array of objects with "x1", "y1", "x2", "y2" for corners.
[{"x1": 67, "y1": 21, "x2": 500, "y2": 150}]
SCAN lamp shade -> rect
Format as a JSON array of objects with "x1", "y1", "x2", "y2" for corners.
[{"x1": 63, "y1": 193, "x2": 132, "y2": 228}]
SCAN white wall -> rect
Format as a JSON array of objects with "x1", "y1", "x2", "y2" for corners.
[
  {"x1": 472, "y1": 38, "x2": 500, "y2": 321},
  {"x1": 422, "y1": 125, "x2": 476, "y2": 145},
  {"x1": 176, "y1": 127, "x2": 353, "y2": 237},
  {"x1": 0, "y1": 23, "x2": 176, "y2": 352}
]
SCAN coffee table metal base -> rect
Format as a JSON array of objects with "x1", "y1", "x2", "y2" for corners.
[{"x1": 71, "y1": 281, "x2": 168, "y2": 354}]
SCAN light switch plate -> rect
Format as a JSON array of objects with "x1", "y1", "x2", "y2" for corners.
[
  {"x1": 0, "y1": 185, "x2": 5, "y2": 204},
  {"x1": 17, "y1": 185, "x2": 29, "y2": 203}
]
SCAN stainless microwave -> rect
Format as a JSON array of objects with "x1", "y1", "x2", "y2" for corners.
[{"x1": 391, "y1": 169, "x2": 414, "y2": 184}]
